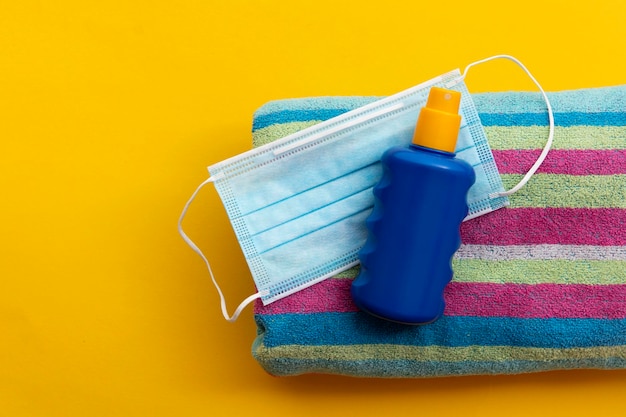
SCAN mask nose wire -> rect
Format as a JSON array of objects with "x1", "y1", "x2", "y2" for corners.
[
  {"x1": 460, "y1": 54, "x2": 555, "y2": 198},
  {"x1": 178, "y1": 176, "x2": 268, "y2": 322}
]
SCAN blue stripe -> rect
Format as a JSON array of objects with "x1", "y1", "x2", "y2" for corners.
[
  {"x1": 253, "y1": 109, "x2": 625, "y2": 131},
  {"x1": 252, "y1": 97, "x2": 380, "y2": 117},
  {"x1": 255, "y1": 312, "x2": 626, "y2": 349},
  {"x1": 255, "y1": 357, "x2": 626, "y2": 377},
  {"x1": 478, "y1": 111, "x2": 626, "y2": 127},
  {"x1": 252, "y1": 108, "x2": 352, "y2": 131}
]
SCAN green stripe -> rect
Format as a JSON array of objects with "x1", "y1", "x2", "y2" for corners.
[
  {"x1": 452, "y1": 259, "x2": 626, "y2": 285},
  {"x1": 334, "y1": 266, "x2": 359, "y2": 279},
  {"x1": 254, "y1": 343, "x2": 626, "y2": 363},
  {"x1": 333, "y1": 260, "x2": 626, "y2": 284},
  {"x1": 502, "y1": 174, "x2": 626, "y2": 208},
  {"x1": 485, "y1": 125, "x2": 626, "y2": 150},
  {"x1": 252, "y1": 120, "x2": 322, "y2": 147},
  {"x1": 253, "y1": 122, "x2": 626, "y2": 150}
]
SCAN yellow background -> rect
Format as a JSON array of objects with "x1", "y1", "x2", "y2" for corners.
[{"x1": 2, "y1": 1, "x2": 625, "y2": 416}]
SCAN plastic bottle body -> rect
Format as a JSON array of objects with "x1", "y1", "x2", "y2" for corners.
[{"x1": 351, "y1": 144, "x2": 476, "y2": 325}]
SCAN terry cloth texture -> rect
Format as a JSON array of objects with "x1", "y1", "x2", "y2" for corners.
[{"x1": 250, "y1": 85, "x2": 626, "y2": 378}]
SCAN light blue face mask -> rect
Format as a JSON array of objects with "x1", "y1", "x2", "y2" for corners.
[{"x1": 179, "y1": 55, "x2": 554, "y2": 321}]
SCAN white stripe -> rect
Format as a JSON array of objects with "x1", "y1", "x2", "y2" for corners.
[{"x1": 455, "y1": 245, "x2": 626, "y2": 261}]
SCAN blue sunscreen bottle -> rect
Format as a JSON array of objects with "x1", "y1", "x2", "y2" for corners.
[{"x1": 351, "y1": 87, "x2": 476, "y2": 325}]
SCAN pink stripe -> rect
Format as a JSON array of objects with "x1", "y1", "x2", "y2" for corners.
[
  {"x1": 445, "y1": 282, "x2": 626, "y2": 319},
  {"x1": 494, "y1": 149, "x2": 626, "y2": 175},
  {"x1": 461, "y1": 208, "x2": 626, "y2": 246},
  {"x1": 255, "y1": 279, "x2": 356, "y2": 315},
  {"x1": 255, "y1": 279, "x2": 626, "y2": 319}
]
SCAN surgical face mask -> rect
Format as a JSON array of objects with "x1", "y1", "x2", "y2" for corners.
[{"x1": 179, "y1": 55, "x2": 554, "y2": 322}]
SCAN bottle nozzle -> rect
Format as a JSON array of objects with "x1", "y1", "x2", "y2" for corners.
[{"x1": 412, "y1": 87, "x2": 462, "y2": 153}]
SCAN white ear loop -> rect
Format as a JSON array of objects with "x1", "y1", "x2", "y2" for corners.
[
  {"x1": 460, "y1": 54, "x2": 555, "y2": 198},
  {"x1": 178, "y1": 177, "x2": 268, "y2": 322}
]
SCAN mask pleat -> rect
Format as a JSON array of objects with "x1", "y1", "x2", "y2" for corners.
[{"x1": 242, "y1": 162, "x2": 381, "y2": 237}]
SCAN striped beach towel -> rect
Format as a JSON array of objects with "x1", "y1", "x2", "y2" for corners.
[{"x1": 250, "y1": 85, "x2": 626, "y2": 377}]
